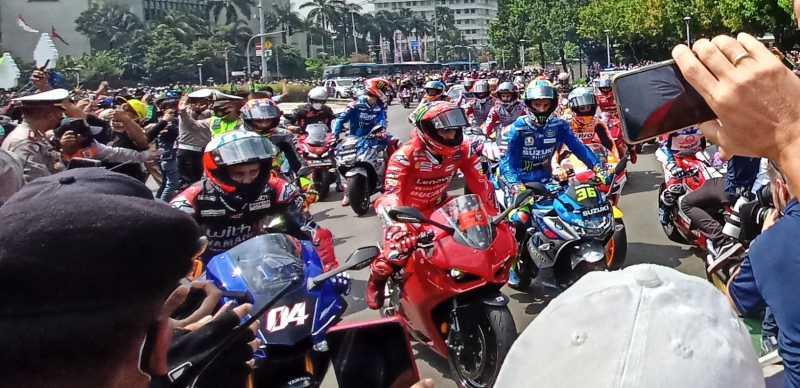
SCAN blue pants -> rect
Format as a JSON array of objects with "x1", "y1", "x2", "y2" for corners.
[{"x1": 158, "y1": 156, "x2": 181, "y2": 202}]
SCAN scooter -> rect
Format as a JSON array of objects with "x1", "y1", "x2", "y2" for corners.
[
  {"x1": 381, "y1": 193, "x2": 534, "y2": 388},
  {"x1": 297, "y1": 123, "x2": 336, "y2": 200},
  {"x1": 336, "y1": 126, "x2": 391, "y2": 216},
  {"x1": 203, "y1": 229, "x2": 380, "y2": 388},
  {"x1": 512, "y1": 170, "x2": 627, "y2": 290}
]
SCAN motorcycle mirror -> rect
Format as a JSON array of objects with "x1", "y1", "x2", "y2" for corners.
[
  {"x1": 370, "y1": 125, "x2": 385, "y2": 135},
  {"x1": 307, "y1": 245, "x2": 379, "y2": 291},
  {"x1": 613, "y1": 155, "x2": 629, "y2": 175},
  {"x1": 387, "y1": 207, "x2": 427, "y2": 224},
  {"x1": 513, "y1": 190, "x2": 535, "y2": 208},
  {"x1": 524, "y1": 182, "x2": 549, "y2": 196},
  {"x1": 296, "y1": 166, "x2": 313, "y2": 177}
]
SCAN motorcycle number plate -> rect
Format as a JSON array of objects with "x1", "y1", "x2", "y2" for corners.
[{"x1": 581, "y1": 203, "x2": 610, "y2": 217}]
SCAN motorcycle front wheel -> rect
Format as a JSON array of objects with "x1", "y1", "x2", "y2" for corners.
[
  {"x1": 347, "y1": 174, "x2": 371, "y2": 216},
  {"x1": 608, "y1": 220, "x2": 628, "y2": 270},
  {"x1": 313, "y1": 169, "x2": 330, "y2": 200},
  {"x1": 447, "y1": 305, "x2": 517, "y2": 388},
  {"x1": 511, "y1": 251, "x2": 535, "y2": 290}
]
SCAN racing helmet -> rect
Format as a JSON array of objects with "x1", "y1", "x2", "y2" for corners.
[
  {"x1": 412, "y1": 101, "x2": 467, "y2": 156},
  {"x1": 496, "y1": 82, "x2": 518, "y2": 104},
  {"x1": 364, "y1": 77, "x2": 391, "y2": 104},
  {"x1": 424, "y1": 80, "x2": 446, "y2": 96},
  {"x1": 307, "y1": 86, "x2": 328, "y2": 104},
  {"x1": 472, "y1": 80, "x2": 491, "y2": 100},
  {"x1": 240, "y1": 98, "x2": 282, "y2": 135},
  {"x1": 464, "y1": 78, "x2": 476, "y2": 91},
  {"x1": 523, "y1": 80, "x2": 557, "y2": 126},
  {"x1": 557, "y1": 72, "x2": 570, "y2": 83},
  {"x1": 202, "y1": 130, "x2": 277, "y2": 201},
  {"x1": 596, "y1": 78, "x2": 612, "y2": 94},
  {"x1": 567, "y1": 87, "x2": 598, "y2": 117}
]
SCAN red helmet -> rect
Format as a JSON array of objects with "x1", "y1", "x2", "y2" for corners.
[
  {"x1": 412, "y1": 101, "x2": 467, "y2": 157},
  {"x1": 202, "y1": 131, "x2": 277, "y2": 201},
  {"x1": 364, "y1": 77, "x2": 393, "y2": 104}
]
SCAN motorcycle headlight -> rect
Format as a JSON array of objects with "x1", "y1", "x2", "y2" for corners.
[{"x1": 449, "y1": 268, "x2": 465, "y2": 280}]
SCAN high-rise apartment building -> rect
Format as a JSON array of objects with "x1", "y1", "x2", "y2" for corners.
[{"x1": 371, "y1": 0, "x2": 497, "y2": 46}]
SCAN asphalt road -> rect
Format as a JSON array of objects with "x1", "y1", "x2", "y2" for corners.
[{"x1": 312, "y1": 102, "x2": 707, "y2": 388}]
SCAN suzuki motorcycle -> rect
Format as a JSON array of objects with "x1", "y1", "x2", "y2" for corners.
[
  {"x1": 297, "y1": 123, "x2": 336, "y2": 200},
  {"x1": 204, "y1": 231, "x2": 379, "y2": 388},
  {"x1": 658, "y1": 152, "x2": 724, "y2": 249},
  {"x1": 381, "y1": 194, "x2": 534, "y2": 388},
  {"x1": 558, "y1": 143, "x2": 629, "y2": 205},
  {"x1": 513, "y1": 171, "x2": 627, "y2": 290},
  {"x1": 336, "y1": 126, "x2": 390, "y2": 216}
]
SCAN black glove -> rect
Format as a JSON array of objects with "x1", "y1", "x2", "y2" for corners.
[{"x1": 164, "y1": 310, "x2": 255, "y2": 388}]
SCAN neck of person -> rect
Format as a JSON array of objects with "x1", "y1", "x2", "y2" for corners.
[{"x1": 23, "y1": 117, "x2": 57, "y2": 137}]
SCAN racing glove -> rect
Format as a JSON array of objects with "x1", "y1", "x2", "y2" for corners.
[
  {"x1": 666, "y1": 162, "x2": 683, "y2": 179},
  {"x1": 384, "y1": 224, "x2": 421, "y2": 262}
]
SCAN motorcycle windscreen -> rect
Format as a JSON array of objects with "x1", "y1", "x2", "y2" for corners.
[
  {"x1": 306, "y1": 123, "x2": 329, "y2": 146},
  {"x1": 327, "y1": 318, "x2": 419, "y2": 388},
  {"x1": 436, "y1": 194, "x2": 494, "y2": 250},
  {"x1": 225, "y1": 233, "x2": 305, "y2": 309}
]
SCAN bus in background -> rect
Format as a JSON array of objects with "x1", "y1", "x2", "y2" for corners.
[
  {"x1": 480, "y1": 61, "x2": 498, "y2": 71},
  {"x1": 443, "y1": 61, "x2": 480, "y2": 71},
  {"x1": 323, "y1": 63, "x2": 380, "y2": 79}
]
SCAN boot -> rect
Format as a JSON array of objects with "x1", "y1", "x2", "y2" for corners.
[
  {"x1": 508, "y1": 267, "x2": 521, "y2": 288},
  {"x1": 341, "y1": 194, "x2": 350, "y2": 206}
]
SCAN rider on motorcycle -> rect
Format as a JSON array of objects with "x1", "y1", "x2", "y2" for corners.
[
  {"x1": 419, "y1": 80, "x2": 449, "y2": 104},
  {"x1": 499, "y1": 81, "x2": 601, "y2": 287},
  {"x1": 366, "y1": 101, "x2": 497, "y2": 309},
  {"x1": 483, "y1": 82, "x2": 527, "y2": 139},
  {"x1": 333, "y1": 78, "x2": 393, "y2": 206},
  {"x1": 170, "y1": 131, "x2": 337, "y2": 270},
  {"x1": 565, "y1": 87, "x2": 623, "y2": 153},
  {"x1": 595, "y1": 78, "x2": 617, "y2": 118},
  {"x1": 287, "y1": 86, "x2": 336, "y2": 132},
  {"x1": 464, "y1": 80, "x2": 496, "y2": 128}
]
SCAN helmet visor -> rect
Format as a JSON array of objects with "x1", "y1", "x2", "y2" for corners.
[
  {"x1": 430, "y1": 108, "x2": 468, "y2": 130},
  {"x1": 246, "y1": 103, "x2": 281, "y2": 120},
  {"x1": 569, "y1": 93, "x2": 596, "y2": 109},
  {"x1": 217, "y1": 137, "x2": 277, "y2": 166}
]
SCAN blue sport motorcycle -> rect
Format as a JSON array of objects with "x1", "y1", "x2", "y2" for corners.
[
  {"x1": 512, "y1": 169, "x2": 627, "y2": 290},
  {"x1": 205, "y1": 232, "x2": 379, "y2": 387}
]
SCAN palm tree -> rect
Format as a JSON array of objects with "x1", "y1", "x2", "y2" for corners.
[
  {"x1": 300, "y1": 0, "x2": 345, "y2": 54},
  {"x1": 272, "y1": 1, "x2": 303, "y2": 44},
  {"x1": 75, "y1": 3, "x2": 144, "y2": 51},
  {"x1": 208, "y1": 0, "x2": 254, "y2": 25}
]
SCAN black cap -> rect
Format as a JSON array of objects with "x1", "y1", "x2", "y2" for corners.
[{"x1": 0, "y1": 168, "x2": 202, "y2": 316}]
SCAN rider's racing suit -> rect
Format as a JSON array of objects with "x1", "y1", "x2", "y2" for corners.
[
  {"x1": 171, "y1": 171, "x2": 338, "y2": 270},
  {"x1": 289, "y1": 103, "x2": 336, "y2": 131},
  {"x1": 655, "y1": 127, "x2": 706, "y2": 181},
  {"x1": 333, "y1": 96, "x2": 387, "y2": 138},
  {"x1": 464, "y1": 96, "x2": 497, "y2": 128},
  {"x1": 483, "y1": 100, "x2": 527, "y2": 139},
  {"x1": 366, "y1": 136, "x2": 498, "y2": 308}
]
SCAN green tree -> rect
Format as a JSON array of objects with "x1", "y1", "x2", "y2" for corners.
[
  {"x1": 143, "y1": 25, "x2": 194, "y2": 83},
  {"x1": 300, "y1": 0, "x2": 347, "y2": 54},
  {"x1": 75, "y1": 3, "x2": 144, "y2": 51}
]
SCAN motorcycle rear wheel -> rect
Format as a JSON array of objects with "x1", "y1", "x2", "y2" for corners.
[
  {"x1": 608, "y1": 220, "x2": 628, "y2": 270},
  {"x1": 347, "y1": 175, "x2": 370, "y2": 216},
  {"x1": 447, "y1": 305, "x2": 517, "y2": 388}
]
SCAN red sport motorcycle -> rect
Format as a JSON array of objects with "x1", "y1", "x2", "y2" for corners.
[
  {"x1": 296, "y1": 123, "x2": 337, "y2": 200},
  {"x1": 381, "y1": 193, "x2": 533, "y2": 388},
  {"x1": 658, "y1": 152, "x2": 724, "y2": 250}
]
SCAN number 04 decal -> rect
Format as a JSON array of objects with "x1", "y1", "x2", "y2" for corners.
[{"x1": 266, "y1": 302, "x2": 310, "y2": 332}]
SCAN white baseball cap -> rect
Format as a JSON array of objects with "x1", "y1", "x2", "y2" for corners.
[{"x1": 496, "y1": 264, "x2": 764, "y2": 388}]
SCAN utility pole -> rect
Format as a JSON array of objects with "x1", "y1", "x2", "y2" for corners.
[
  {"x1": 434, "y1": 2, "x2": 439, "y2": 62},
  {"x1": 197, "y1": 64, "x2": 203, "y2": 84},
  {"x1": 604, "y1": 29, "x2": 611, "y2": 68},
  {"x1": 683, "y1": 16, "x2": 692, "y2": 46},
  {"x1": 352, "y1": 12, "x2": 359, "y2": 53},
  {"x1": 224, "y1": 49, "x2": 230, "y2": 84},
  {"x1": 258, "y1": 0, "x2": 267, "y2": 81}
]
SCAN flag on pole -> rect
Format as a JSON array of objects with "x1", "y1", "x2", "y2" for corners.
[
  {"x1": 51, "y1": 26, "x2": 70, "y2": 46},
  {"x1": 16, "y1": 15, "x2": 39, "y2": 33}
]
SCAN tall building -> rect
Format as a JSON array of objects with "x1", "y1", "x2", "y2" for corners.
[{"x1": 371, "y1": 0, "x2": 497, "y2": 46}]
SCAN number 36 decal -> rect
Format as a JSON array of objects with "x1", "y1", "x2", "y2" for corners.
[{"x1": 266, "y1": 302, "x2": 310, "y2": 332}]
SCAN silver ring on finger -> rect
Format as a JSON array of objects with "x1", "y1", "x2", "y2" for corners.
[{"x1": 732, "y1": 52, "x2": 751, "y2": 66}]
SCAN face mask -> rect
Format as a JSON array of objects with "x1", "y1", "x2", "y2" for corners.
[{"x1": 311, "y1": 103, "x2": 323, "y2": 110}]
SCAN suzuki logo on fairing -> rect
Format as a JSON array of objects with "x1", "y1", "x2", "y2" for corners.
[{"x1": 583, "y1": 206, "x2": 609, "y2": 216}]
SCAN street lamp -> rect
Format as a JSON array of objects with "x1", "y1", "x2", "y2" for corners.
[
  {"x1": 245, "y1": 30, "x2": 286, "y2": 82},
  {"x1": 604, "y1": 29, "x2": 611, "y2": 69},
  {"x1": 197, "y1": 63, "x2": 203, "y2": 85},
  {"x1": 520, "y1": 39, "x2": 530, "y2": 68},
  {"x1": 683, "y1": 16, "x2": 692, "y2": 46}
]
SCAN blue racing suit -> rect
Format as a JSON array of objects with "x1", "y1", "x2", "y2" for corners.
[
  {"x1": 500, "y1": 115, "x2": 599, "y2": 185},
  {"x1": 333, "y1": 96, "x2": 387, "y2": 138}
]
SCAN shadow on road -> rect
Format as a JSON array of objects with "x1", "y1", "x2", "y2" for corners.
[
  {"x1": 508, "y1": 286, "x2": 561, "y2": 316},
  {"x1": 411, "y1": 343, "x2": 452, "y2": 381},
  {"x1": 624, "y1": 242, "x2": 696, "y2": 268},
  {"x1": 313, "y1": 208, "x2": 347, "y2": 223},
  {"x1": 622, "y1": 170, "x2": 663, "y2": 196},
  {"x1": 342, "y1": 278, "x2": 368, "y2": 317}
]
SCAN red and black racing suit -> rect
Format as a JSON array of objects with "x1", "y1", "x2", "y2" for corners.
[
  {"x1": 171, "y1": 171, "x2": 338, "y2": 270},
  {"x1": 596, "y1": 89, "x2": 635, "y2": 162},
  {"x1": 367, "y1": 135, "x2": 498, "y2": 308}
]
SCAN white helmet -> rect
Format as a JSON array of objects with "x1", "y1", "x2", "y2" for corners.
[{"x1": 308, "y1": 86, "x2": 328, "y2": 102}]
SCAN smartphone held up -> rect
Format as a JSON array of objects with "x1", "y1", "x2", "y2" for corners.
[{"x1": 611, "y1": 60, "x2": 716, "y2": 144}]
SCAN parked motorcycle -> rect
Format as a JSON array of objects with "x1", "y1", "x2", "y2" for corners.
[
  {"x1": 513, "y1": 171, "x2": 627, "y2": 290},
  {"x1": 204, "y1": 230, "x2": 379, "y2": 388},
  {"x1": 336, "y1": 126, "x2": 390, "y2": 216},
  {"x1": 297, "y1": 123, "x2": 336, "y2": 200},
  {"x1": 381, "y1": 193, "x2": 534, "y2": 388}
]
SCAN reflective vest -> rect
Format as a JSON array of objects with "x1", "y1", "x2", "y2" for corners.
[{"x1": 210, "y1": 116, "x2": 241, "y2": 137}]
